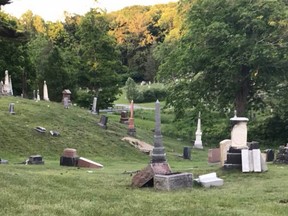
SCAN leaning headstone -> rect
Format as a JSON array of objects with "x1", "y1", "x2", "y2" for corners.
[
  {"x1": 8, "y1": 103, "x2": 15, "y2": 114},
  {"x1": 97, "y1": 115, "x2": 108, "y2": 129},
  {"x1": 194, "y1": 112, "x2": 203, "y2": 149}
]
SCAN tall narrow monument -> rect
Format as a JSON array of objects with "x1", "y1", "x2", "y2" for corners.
[
  {"x1": 131, "y1": 100, "x2": 171, "y2": 187},
  {"x1": 127, "y1": 100, "x2": 136, "y2": 136},
  {"x1": 151, "y1": 100, "x2": 167, "y2": 162},
  {"x1": 43, "y1": 81, "x2": 49, "y2": 101},
  {"x1": 3, "y1": 70, "x2": 10, "y2": 95},
  {"x1": 194, "y1": 111, "x2": 203, "y2": 149},
  {"x1": 36, "y1": 89, "x2": 40, "y2": 101},
  {"x1": 9, "y1": 75, "x2": 13, "y2": 96}
]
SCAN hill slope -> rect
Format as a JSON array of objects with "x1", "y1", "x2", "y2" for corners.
[{"x1": 0, "y1": 96, "x2": 151, "y2": 161}]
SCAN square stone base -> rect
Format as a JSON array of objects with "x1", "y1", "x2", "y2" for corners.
[{"x1": 154, "y1": 172, "x2": 193, "y2": 191}]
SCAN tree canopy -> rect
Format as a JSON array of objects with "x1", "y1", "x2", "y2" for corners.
[{"x1": 158, "y1": 0, "x2": 288, "y2": 116}]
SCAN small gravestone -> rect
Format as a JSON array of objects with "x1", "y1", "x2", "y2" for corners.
[
  {"x1": 60, "y1": 148, "x2": 78, "y2": 166},
  {"x1": 265, "y1": 149, "x2": 274, "y2": 162},
  {"x1": 63, "y1": 97, "x2": 69, "y2": 109},
  {"x1": 183, "y1": 146, "x2": 191, "y2": 160},
  {"x1": 208, "y1": 148, "x2": 221, "y2": 163},
  {"x1": 119, "y1": 111, "x2": 129, "y2": 124},
  {"x1": 28, "y1": 155, "x2": 44, "y2": 165},
  {"x1": 97, "y1": 115, "x2": 108, "y2": 129},
  {"x1": 8, "y1": 103, "x2": 15, "y2": 114}
]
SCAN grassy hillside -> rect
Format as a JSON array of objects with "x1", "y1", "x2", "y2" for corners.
[
  {"x1": 0, "y1": 96, "x2": 185, "y2": 162},
  {"x1": 1, "y1": 96, "x2": 288, "y2": 216}
]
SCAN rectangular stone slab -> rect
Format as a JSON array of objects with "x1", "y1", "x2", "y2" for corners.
[{"x1": 154, "y1": 173, "x2": 193, "y2": 191}]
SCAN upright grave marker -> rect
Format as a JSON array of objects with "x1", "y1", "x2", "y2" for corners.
[
  {"x1": 43, "y1": 80, "x2": 49, "y2": 101},
  {"x1": 127, "y1": 100, "x2": 136, "y2": 136},
  {"x1": 194, "y1": 111, "x2": 203, "y2": 149}
]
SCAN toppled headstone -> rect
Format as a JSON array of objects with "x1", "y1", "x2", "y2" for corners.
[
  {"x1": 121, "y1": 137, "x2": 153, "y2": 154},
  {"x1": 35, "y1": 126, "x2": 46, "y2": 133},
  {"x1": 97, "y1": 115, "x2": 108, "y2": 129},
  {"x1": 78, "y1": 157, "x2": 103, "y2": 169},
  {"x1": 0, "y1": 159, "x2": 8, "y2": 164},
  {"x1": 50, "y1": 130, "x2": 60, "y2": 136},
  {"x1": 195, "y1": 172, "x2": 223, "y2": 188}
]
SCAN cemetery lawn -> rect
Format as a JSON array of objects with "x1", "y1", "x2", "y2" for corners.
[{"x1": 0, "y1": 97, "x2": 287, "y2": 216}]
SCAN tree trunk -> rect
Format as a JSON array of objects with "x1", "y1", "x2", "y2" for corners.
[
  {"x1": 235, "y1": 65, "x2": 250, "y2": 116},
  {"x1": 22, "y1": 68, "x2": 28, "y2": 98}
]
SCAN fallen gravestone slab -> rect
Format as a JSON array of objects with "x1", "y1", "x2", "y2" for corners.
[
  {"x1": 0, "y1": 159, "x2": 8, "y2": 164},
  {"x1": 122, "y1": 137, "x2": 153, "y2": 154},
  {"x1": 78, "y1": 157, "x2": 103, "y2": 169},
  {"x1": 35, "y1": 126, "x2": 46, "y2": 133},
  {"x1": 50, "y1": 130, "x2": 60, "y2": 136},
  {"x1": 195, "y1": 172, "x2": 223, "y2": 188}
]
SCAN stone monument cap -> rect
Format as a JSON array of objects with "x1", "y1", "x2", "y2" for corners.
[{"x1": 230, "y1": 116, "x2": 249, "y2": 122}]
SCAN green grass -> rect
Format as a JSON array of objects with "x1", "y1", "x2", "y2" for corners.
[{"x1": 0, "y1": 96, "x2": 287, "y2": 216}]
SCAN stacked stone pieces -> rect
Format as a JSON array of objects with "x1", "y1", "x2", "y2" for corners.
[{"x1": 274, "y1": 146, "x2": 288, "y2": 164}]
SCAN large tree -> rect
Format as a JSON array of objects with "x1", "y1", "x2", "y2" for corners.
[
  {"x1": 159, "y1": 0, "x2": 288, "y2": 116},
  {"x1": 76, "y1": 10, "x2": 125, "y2": 109}
]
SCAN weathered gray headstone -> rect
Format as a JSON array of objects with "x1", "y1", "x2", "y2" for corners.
[
  {"x1": 154, "y1": 173, "x2": 193, "y2": 191},
  {"x1": 8, "y1": 103, "x2": 15, "y2": 114}
]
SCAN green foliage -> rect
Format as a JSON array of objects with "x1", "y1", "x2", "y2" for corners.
[
  {"x1": 125, "y1": 77, "x2": 138, "y2": 101},
  {"x1": 159, "y1": 0, "x2": 288, "y2": 116}
]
